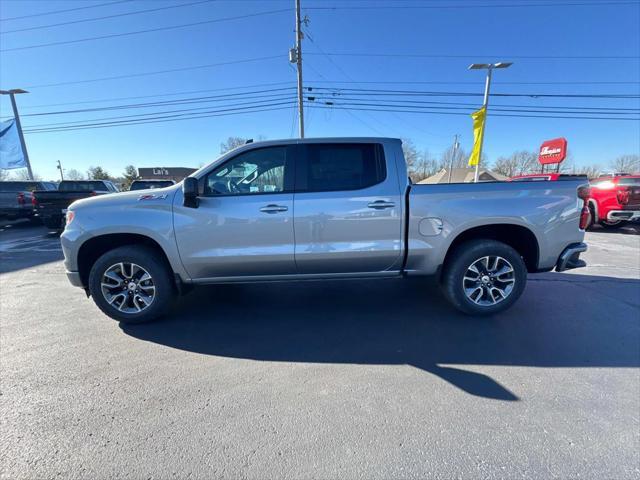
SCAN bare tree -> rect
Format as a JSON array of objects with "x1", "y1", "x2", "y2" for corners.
[
  {"x1": 11, "y1": 168, "x2": 42, "y2": 181},
  {"x1": 492, "y1": 150, "x2": 539, "y2": 177},
  {"x1": 220, "y1": 137, "x2": 249, "y2": 154},
  {"x1": 610, "y1": 154, "x2": 640, "y2": 173},
  {"x1": 65, "y1": 168, "x2": 84, "y2": 180},
  {"x1": 439, "y1": 145, "x2": 470, "y2": 170},
  {"x1": 575, "y1": 164, "x2": 602, "y2": 179},
  {"x1": 410, "y1": 150, "x2": 439, "y2": 182},
  {"x1": 401, "y1": 138, "x2": 420, "y2": 172}
]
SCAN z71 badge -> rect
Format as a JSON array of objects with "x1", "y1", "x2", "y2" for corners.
[{"x1": 138, "y1": 193, "x2": 168, "y2": 201}]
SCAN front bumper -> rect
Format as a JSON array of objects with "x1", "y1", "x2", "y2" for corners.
[
  {"x1": 555, "y1": 242, "x2": 588, "y2": 272},
  {"x1": 66, "y1": 271, "x2": 84, "y2": 288},
  {"x1": 607, "y1": 210, "x2": 640, "y2": 222}
]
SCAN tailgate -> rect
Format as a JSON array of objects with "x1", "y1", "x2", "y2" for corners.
[
  {"x1": 627, "y1": 185, "x2": 640, "y2": 208},
  {"x1": 33, "y1": 191, "x2": 90, "y2": 210}
]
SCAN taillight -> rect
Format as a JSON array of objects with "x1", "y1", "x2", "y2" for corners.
[
  {"x1": 16, "y1": 192, "x2": 25, "y2": 205},
  {"x1": 89, "y1": 191, "x2": 97, "y2": 196},
  {"x1": 31, "y1": 195, "x2": 38, "y2": 207},
  {"x1": 578, "y1": 186, "x2": 591, "y2": 230},
  {"x1": 616, "y1": 187, "x2": 630, "y2": 205}
]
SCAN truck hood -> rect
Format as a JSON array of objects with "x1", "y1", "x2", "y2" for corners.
[{"x1": 69, "y1": 184, "x2": 180, "y2": 210}]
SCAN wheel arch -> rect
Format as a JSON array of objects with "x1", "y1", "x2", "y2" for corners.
[
  {"x1": 442, "y1": 224, "x2": 540, "y2": 274},
  {"x1": 588, "y1": 199, "x2": 599, "y2": 221},
  {"x1": 77, "y1": 233, "x2": 175, "y2": 290}
]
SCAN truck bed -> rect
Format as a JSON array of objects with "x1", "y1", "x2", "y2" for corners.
[{"x1": 405, "y1": 178, "x2": 587, "y2": 275}]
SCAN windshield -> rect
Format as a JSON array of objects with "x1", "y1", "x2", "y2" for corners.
[{"x1": 130, "y1": 181, "x2": 174, "y2": 190}]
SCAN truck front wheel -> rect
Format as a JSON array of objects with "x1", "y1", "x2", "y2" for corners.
[
  {"x1": 441, "y1": 239, "x2": 527, "y2": 316},
  {"x1": 88, "y1": 245, "x2": 175, "y2": 324}
]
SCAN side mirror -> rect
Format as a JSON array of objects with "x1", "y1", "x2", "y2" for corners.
[{"x1": 183, "y1": 177, "x2": 199, "y2": 208}]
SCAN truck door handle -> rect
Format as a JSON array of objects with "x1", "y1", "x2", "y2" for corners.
[
  {"x1": 367, "y1": 200, "x2": 395, "y2": 210},
  {"x1": 260, "y1": 204, "x2": 288, "y2": 214}
]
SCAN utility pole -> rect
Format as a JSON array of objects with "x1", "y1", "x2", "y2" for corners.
[
  {"x1": 448, "y1": 134, "x2": 459, "y2": 183},
  {"x1": 293, "y1": 0, "x2": 305, "y2": 138},
  {"x1": 468, "y1": 62, "x2": 513, "y2": 182},
  {"x1": 56, "y1": 160, "x2": 64, "y2": 181},
  {"x1": 0, "y1": 89, "x2": 34, "y2": 180}
]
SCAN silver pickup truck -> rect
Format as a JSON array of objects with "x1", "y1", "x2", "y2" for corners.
[{"x1": 61, "y1": 138, "x2": 589, "y2": 323}]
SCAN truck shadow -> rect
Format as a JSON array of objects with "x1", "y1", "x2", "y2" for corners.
[{"x1": 122, "y1": 273, "x2": 640, "y2": 402}]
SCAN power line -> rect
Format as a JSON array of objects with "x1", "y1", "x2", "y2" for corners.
[
  {"x1": 17, "y1": 82, "x2": 296, "y2": 109},
  {"x1": 306, "y1": 79, "x2": 640, "y2": 85},
  {"x1": 23, "y1": 103, "x2": 296, "y2": 134},
  {"x1": 307, "y1": 86, "x2": 640, "y2": 98},
  {"x1": 21, "y1": 55, "x2": 284, "y2": 88},
  {"x1": 306, "y1": 103, "x2": 640, "y2": 121},
  {"x1": 24, "y1": 96, "x2": 297, "y2": 129},
  {"x1": 20, "y1": 92, "x2": 293, "y2": 123},
  {"x1": 305, "y1": 94, "x2": 640, "y2": 112},
  {"x1": 0, "y1": 8, "x2": 290, "y2": 52},
  {"x1": 0, "y1": 0, "x2": 133, "y2": 22},
  {"x1": 304, "y1": 1, "x2": 640, "y2": 10},
  {"x1": 0, "y1": 0, "x2": 217, "y2": 35},
  {"x1": 305, "y1": 52, "x2": 639, "y2": 60},
  {"x1": 16, "y1": 88, "x2": 297, "y2": 117},
  {"x1": 305, "y1": 97, "x2": 639, "y2": 115}
]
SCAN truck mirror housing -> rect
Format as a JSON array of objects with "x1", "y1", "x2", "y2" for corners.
[{"x1": 183, "y1": 177, "x2": 199, "y2": 208}]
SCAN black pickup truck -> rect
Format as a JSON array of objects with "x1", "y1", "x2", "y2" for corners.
[{"x1": 33, "y1": 180, "x2": 119, "y2": 230}]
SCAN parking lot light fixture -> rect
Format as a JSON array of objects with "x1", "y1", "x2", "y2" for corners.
[{"x1": 467, "y1": 62, "x2": 513, "y2": 182}]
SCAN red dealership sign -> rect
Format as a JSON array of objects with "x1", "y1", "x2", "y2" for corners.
[{"x1": 538, "y1": 138, "x2": 568, "y2": 165}]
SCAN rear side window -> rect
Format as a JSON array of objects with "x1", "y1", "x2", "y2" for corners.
[
  {"x1": 618, "y1": 177, "x2": 640, "y2": 186},
  {"x1": 59, "y1": 181, "x2": 106, "y2": 191},
  {"x1": 300, "y1": 143, "x2": 386, "y2": 192},
  {"x1": 511, "y1": 176, "x2": 550, "y2": 182},
  {"x1": 0, "y1": 182, "x2": 31, "y2": 192}
]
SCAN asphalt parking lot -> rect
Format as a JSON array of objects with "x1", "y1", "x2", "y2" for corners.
[{"x1": 1, "y1": 220, "x2": 639, "y2": 479}]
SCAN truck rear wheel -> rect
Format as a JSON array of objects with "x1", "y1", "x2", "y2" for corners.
[
  {"x1": 88, "y1": 245, "x2": 174, "y2": 324},
  {"x1": 441, "y1": 239, "x2": 527, "y2": 316}
]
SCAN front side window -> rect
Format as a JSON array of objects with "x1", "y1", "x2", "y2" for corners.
[
  {"x1": 204, "y1": 146, "x2": 288, "y2": 196},
  {"x1": 302, "y1": 143, "x2": 386, "y2": 192}
]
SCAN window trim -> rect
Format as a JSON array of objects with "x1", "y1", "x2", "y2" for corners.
[
  {"x1": 296, "y1": 143, "x2": 387, "y2": 193},
  {"x1": 200, "y1": 144, "x2": 296, "y2": 198}
]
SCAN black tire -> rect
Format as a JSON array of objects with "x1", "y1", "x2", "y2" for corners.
[
  {"x1": 42, "y1": 215, "x2": 63, "y2": 230},
  {"x1": 88, "y1": 245, "x2": 174, "y2": 324},
  {"x1": 585, "y1": 204, "x2": 596, "y2": 230},
  {"x1": 441, "y1": 239, "x2": 527, "y2": 316},
  {"x1": 600, "y1": 220, "x2": 623, "y2": 230}
]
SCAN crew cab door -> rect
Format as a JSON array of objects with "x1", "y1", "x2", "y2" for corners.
[
  {"x1": 293, "y1": 142, "x2": 404, "y2": 274},
  {"x1": 173, "y1": 145, "x2": 296, "y2": 280}
]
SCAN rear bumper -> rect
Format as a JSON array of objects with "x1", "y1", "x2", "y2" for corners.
[
  {"x1": 555, "y1": 242, "x2": 588, "y2": 272},
  {"x1": 607, "y1": 210, "x2": 640, "y2": 222},
  {"x1": 66, "y1": 271, "x2": 84, "y2": 288}
]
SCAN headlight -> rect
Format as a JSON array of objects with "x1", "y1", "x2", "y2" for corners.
[{"x1": 65, "y1": 210, "x2": 75, "y2": 226}]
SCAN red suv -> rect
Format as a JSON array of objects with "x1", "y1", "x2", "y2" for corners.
[{"x1": 587, "y1": 175, "x2": 640, "y2": 229}]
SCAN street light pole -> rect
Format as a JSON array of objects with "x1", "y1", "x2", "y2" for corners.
[
  {"x1": 468, "y1": 62, "x2": 512, "y2": 183},
  {"x1": 0, "y1": 89, "x2": 34, "y2": 180},
  {"x1": 57, "y1": 160, "x2": 64, "y2": 181},
  {"x1": 448, "y1": 134, "x2": 459, "y2": 183},
  {"x1": 294, "y1": 0, "x2": 305, "y2": 138}
]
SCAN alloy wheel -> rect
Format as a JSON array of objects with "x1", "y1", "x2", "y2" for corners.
[
  {"x1": 462, "y1": 255, "x2": 516, "y2": 306},
  {"x1": 100, "y1": 262, "x2": 156, "y2": 314}
]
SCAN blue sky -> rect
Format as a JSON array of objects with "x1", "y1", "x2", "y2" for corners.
[{"x1": 1, "y1": 0, "x2": 639, "y2": 180}]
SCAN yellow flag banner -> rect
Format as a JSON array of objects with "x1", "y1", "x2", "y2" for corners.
[{"x1": 468, "y1": 106, "x2": 486, "y2": 166}]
